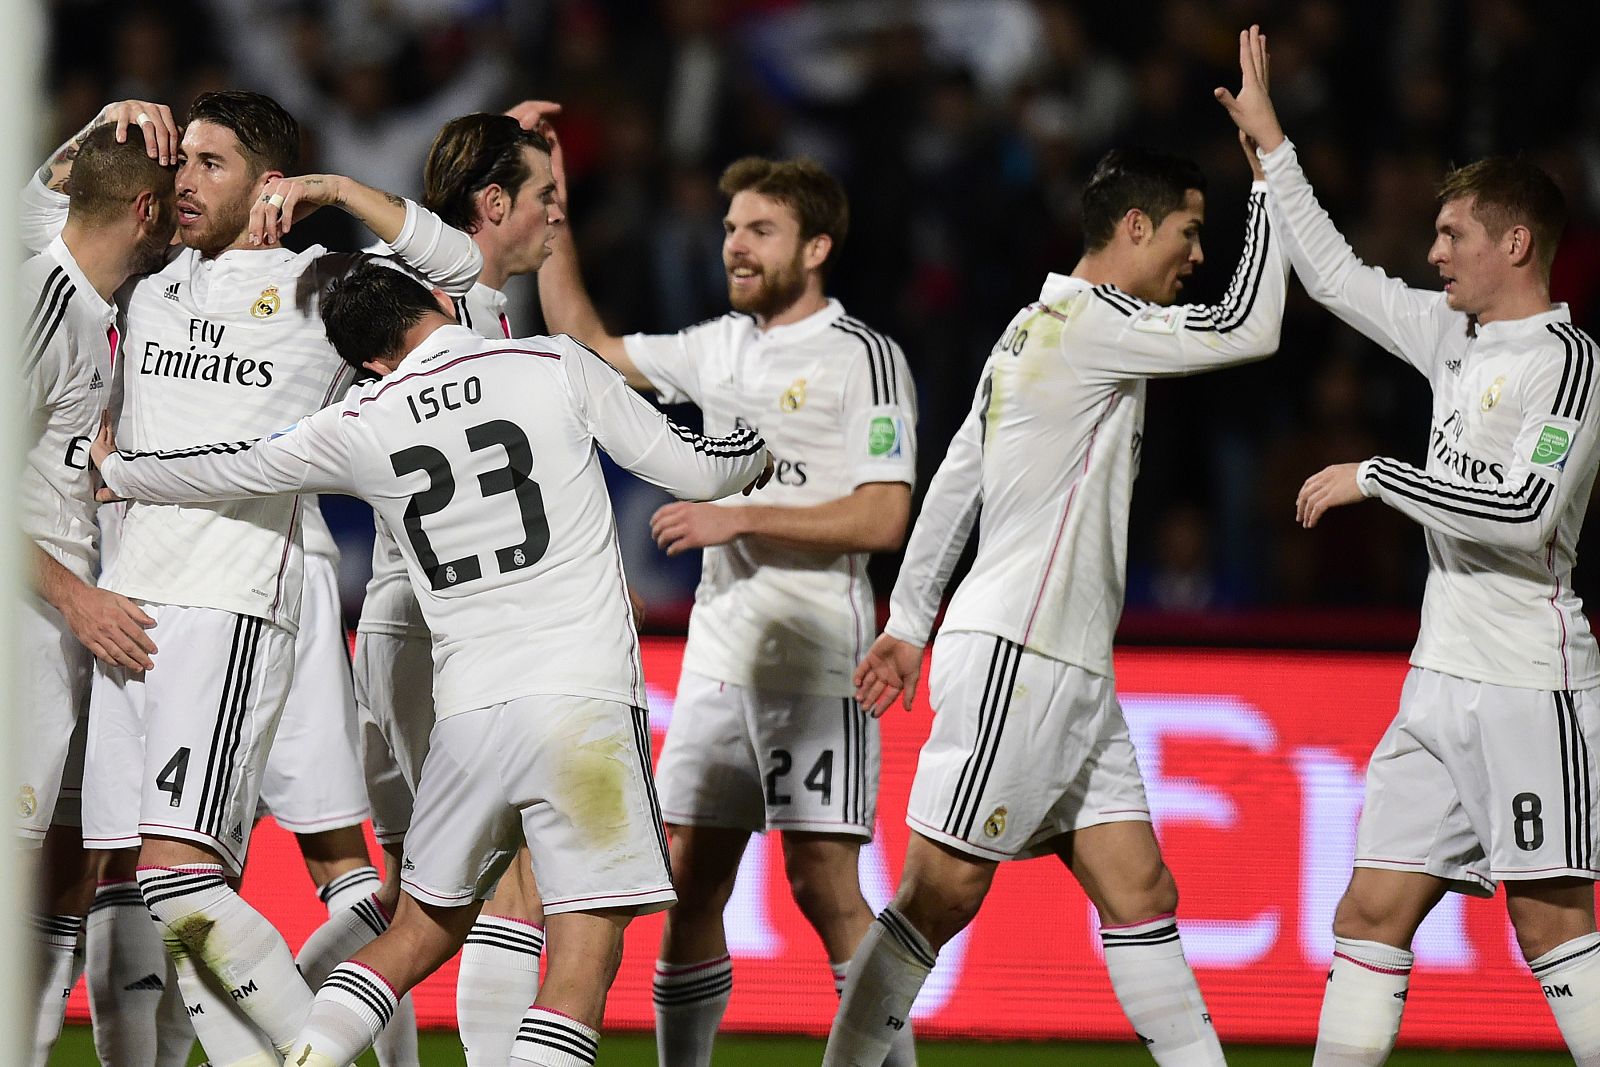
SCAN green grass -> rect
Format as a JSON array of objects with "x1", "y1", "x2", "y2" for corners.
[{"x1": 48, "y1": 1026, "x2": 1573, "y2": 1065}]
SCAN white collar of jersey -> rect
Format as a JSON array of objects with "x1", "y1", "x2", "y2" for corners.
[
  {"x1": 199, "y1": 243, "x2": 321, "y2": 272},
  {"x1": 47, "y1": 235, "x2": 114, "y2": 320},
  {"x1": 1474, "y1": 303, "x2": 1571, "y2": 342},
  {"x1": 394, "y1": 322, "x2": 488, "y2": 372},
  {"x1": 751, "y1": 296, "x2": 845, "y2": 343},
  {"x1": 1039, "y1": 272, "x2": 1093, "y2": 303},
  {"x1": 473, "y1": 281, "x2": 508, "y2": 313}
]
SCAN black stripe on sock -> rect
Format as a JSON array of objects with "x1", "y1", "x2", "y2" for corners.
[{"x1": 876, "y1": 909, "x2": 936, "y2": 970}]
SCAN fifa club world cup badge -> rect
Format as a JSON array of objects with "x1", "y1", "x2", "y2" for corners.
[
  {"x1": 251, "y1": 285, "x2": 282, "y2": 320},
  {"x1": 16, "y1": 784, "x2": 37, "y2": 819},
  {"x1": 780, "y1": 378, "x2": 807, "y2": 412}
]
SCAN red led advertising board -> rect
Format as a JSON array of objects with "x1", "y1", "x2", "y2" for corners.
[{"x1": 68, "y1": 639, "x2": 1564, "y2": 1050}]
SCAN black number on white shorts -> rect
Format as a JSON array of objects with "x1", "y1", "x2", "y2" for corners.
[
  {"x1": 803, "y1": 751, "x2": 834, "y2": 805},
  {"x1": 1512, "y1": 792, "x2": 1544, "y2": 851},
  {"x1": 766, "y1": 749, "x2": 793, "y2": 805},
  {"x1": 156, "y1": 747, "x2": 191, "y2": 808}
]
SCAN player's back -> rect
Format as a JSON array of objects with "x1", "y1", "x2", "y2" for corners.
[{"x1": 342, "y1": 325, "x2": 645, "y2": 719}]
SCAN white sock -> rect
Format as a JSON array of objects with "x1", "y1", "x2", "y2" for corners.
[
  {"x1": 30, "y1": 914, "x2": 83, "y2": 1067},
  {"x1": 1312, "y1": 936, "x2": 1414, "y2": 1066},
  {"x1": 154, "y1": 955, "x2": 196, "y2": 1067},
  {"x1": 1530, "y1": 932, "x2": 1600, "y2": 1065},
  {"x1": 164, "y1": 925, "x2": 280, "y2": 1067},
  {"x1": 823, "y1": 908, "x2": 935, "y2": 1067},
  {"x1": 831, "y1": 958, "x2": 919, "y2": 1067},
  {"x1": 137, "y1": 863, "x2": 312, "y2": 1051},
  {"x1": 318, "y1": 866, "x2": 381, "y2": 914},
  {"x1": 459, "y1": 916, "x2": 545, "y2": 1067},
  {"x1": 297, "y1": 895, "x2": 391, "y2": 988},
  {"x1": 87, "y1": 882, "x2": 171, "y2": 1066},
  {"x1": 511, "y1": 1006, "x2": 599, "y2": 1066},
  {"x1": 653, "y1": 954, "x2": 732, "y2": 1067},
  {"x1": 289, "y1": 961, "x2": 400, "y2": 1067},
  {"x1": 373, "y1": 991, "x2": 422, "y2": 1067},
  {"x1": 1100, "y1": 914, "x2": 1225, "y2": 1066}
]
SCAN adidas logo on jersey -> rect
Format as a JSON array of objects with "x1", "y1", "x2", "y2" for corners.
[
  {"x1": 1444, "y1": 357, "x2": 1462, "y2": 375},
  {"x1": 89, "y1": 368, "x2": 104, "y2": 391},
  {"x1": 164, "y1": 282, "x2": 181, "y2": 302},
  {"x1": 124, "y1": 973, "x2": 164, "y2": 991}
]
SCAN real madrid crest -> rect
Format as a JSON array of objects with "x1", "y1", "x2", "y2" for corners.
[
  {"x1": 1481, "y1": 375, "x2": 1504, "y2": 412},
  {"x1": 17, "y1": 784, "x2": 36, "y2": 819},
  {"x1": 983, "y1": 805, "x2": 1007, "y2": 838},
  {"x1": 251, "y1": 285, "x2": 281, "y2": 320},
  {"x1": 780, "y1": 378, "x2": 807, "y2": 412}
]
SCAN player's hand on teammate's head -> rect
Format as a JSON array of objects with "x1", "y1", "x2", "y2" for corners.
[
  {"x1": 743, "y1": 454, "x2": 776, "y2": 496},
  {"x1": 1295, "y1": 462, "x2": 1366, "y2": 528},
  {"x1": 249, "y1": 174, "x2": 343, "y2": 247},
  {"x1": 101, "y1": 100, "x2": 180, "y2": 167},
  {"x1": 504, "y1": 99, "x2": 562, "y2": 130},
  {"x1": 853, "y1": 633, "x2": 925, "y2": 718},
  {"x1": 1213, "y1": 24, "x2": 1285, "y2": 157}
]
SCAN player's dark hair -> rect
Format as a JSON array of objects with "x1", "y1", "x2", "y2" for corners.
[
  {"x1": 424, "y1": 114, "x2": 552, "y2": 232},
  {"x1": 188, "y1": 90, "x2": 300, "y2": 175},
  {"x1": 718, "y1": 157, "x2": 849, "y2": 272},
  {"x1": 322, "y1": 262, "x2": 447, "y2": 373},
  {"x1": 1081, "y1": 148, "x2": 1206, "y2": 252},
  {"x1": 66, "y1": 123, "x2": 175, "y2": 223},
  {"x1": 1437, "y1": 157, "x2": 1566, "y2": 276}
]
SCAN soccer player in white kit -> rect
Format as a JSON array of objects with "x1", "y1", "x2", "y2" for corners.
[
  {"x1": 826, "y1": 93, "x2": 1290, "y2": 1066},
  {"x1": 17, "y1": 119, "x2": 176, "y2": 1067},
  {"x1": 538, "y1": 145, "x2": 921, "y2": 1066},
  {"x1": 23, "y1": 90, "x2": 484, "y2": 1067},
  {"x1": 1218, "y1": 25, "x2": 1600, "y2": 1066},
  {"x1": 303, "y1": 110, "x2": 564, "y2": 1067},
  {"x1": 89, "y1": 261, "x2": 773, "y2": 1067}
]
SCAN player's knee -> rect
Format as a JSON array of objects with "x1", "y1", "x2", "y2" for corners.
[
  {"x1": 787, "y1": 863, "x2": 865, "y2": 930},
  {"x1": 1331, "y1": 887, "x2": 1399, "y2": 943},
  {"x1": 1095, "y1": 863, "x2": 1178, "y2": 928},
  {"x1": 894, "y1": 881, "x2": 982, "y2": 950}
]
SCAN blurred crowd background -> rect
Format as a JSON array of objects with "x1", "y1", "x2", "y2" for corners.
[{"x1": 38, "y1": 0, "x2": 1600, "y2": 645}]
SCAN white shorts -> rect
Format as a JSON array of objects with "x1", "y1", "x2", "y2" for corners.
[
  {"x1": 906, "y1": 632, "x2": 1150, "y2": 861},
  {"x1": 16, "y1": 596, "x2": 92, "y2": 843},
  {"x1": 352, "y1": 631, "x2": 435, "y2": 845},
  {"x1": 1356, "y1": 667, "x2": 1600, "y2": 896},
  {"x1": 258, "y1": 556, "x2": 369, "y2": 833},
  {"x1": 401, "y1": 696, "x2": 673, "y2": 917},
  {"x1": 654, "y1": 671, "x2": 879, "y2": 838},
  {"x1": 83, "y1": 603, "x2": 294, "y2": 873}
]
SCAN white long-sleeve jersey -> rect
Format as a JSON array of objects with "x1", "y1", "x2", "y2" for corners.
[
  {"x1": 1263, "y1": 140, "x2": 1600, "y2": 690},
  {"x1": 357, "y1": 280, "x2": 514, "y2": 639},
  {"x1": 98, "y1": 325, "x2": 768, "y2": 718},
  {"x1": 885, "y1": 183, "x2": 1287, "y2": 676},
  {"x1": 21, "y1": 237, "x2": 119, "y2": 581},
  {"x1": 20, "y1": 175, "x2": 482, "y2": 631}
]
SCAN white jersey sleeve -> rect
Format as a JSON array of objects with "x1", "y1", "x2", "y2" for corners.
[
  {"x1": 884, "y1": 367, "x2": 986, "y2": 647},
  {"x1": 1080, "y1": 183, "x2": 1289, "y2": 380},
  {"x1": 1358, "y1": 346, "x2": 1597, "y2": 553},
  {"x1": 1262, "y1": 141, "x2": 1455, "y2": 379},
  {"x1": 836, "y1": 324, "x2": 917, "y2": 489},
  {"x1": 19, "y1": 174, "x2": 67, "y2": 254},
  {"x1": 623, "y1": 318, "x2": 722, "y2": 405},
  {"x1": 99, "y1": 402, "x2": 357, "y2": 502},
  {"x1": 381, "y1": 199, "x2": 483, "y2": 298},
  {"x1": 562, "y1": 340, "x2": 768, "y2": 499}
]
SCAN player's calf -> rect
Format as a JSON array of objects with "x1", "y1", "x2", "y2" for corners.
[
  {"x1": 1506, "y1": 879, "x2": 1600, "y2": 1065},
  {"x1": 511, "y1": 909, "x2": 630, "y2": 1067}
]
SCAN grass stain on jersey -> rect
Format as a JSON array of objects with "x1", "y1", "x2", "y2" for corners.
[{"x1": 554, "y1": 726, "x2": 632, "y2": 852}]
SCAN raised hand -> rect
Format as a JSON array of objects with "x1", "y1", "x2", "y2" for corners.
[
  {"x1": 102, "y1": 100, "x2": 181, "y2": 167},
  {"x1": 1214, "y1": 25, "x2": 1284, "y2": 157},
  {"x1": 853, "y1": 633, "x2": 926, "y2": 718},
  {"x1": 249, "y1": 174, "x2": 346, "y2": 246}
]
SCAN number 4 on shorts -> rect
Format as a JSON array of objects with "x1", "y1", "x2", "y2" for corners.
[{"x1": 157, "y1": 747, "x2": 191, "y2": 808}]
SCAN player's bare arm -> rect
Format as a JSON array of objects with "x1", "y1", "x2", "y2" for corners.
[
  {"x1": 531, "y1": 118, "x2": 649, "y2": 389},
  {"x1": 36, "y1": 99, "x2": 179, "y2": 191},
  {"x1": 31, "y1": 542, "x2": 157, "y2": 671},
  {"x1": 853, "y1": 633, "x2": 926, "y2": 717},
  {"x1": 650, "y1": 480, "x2": 910, "y2": 557},
  {"x1": 1213, "y1": 25, "x2": 1284, "y2": 155},
  {"x1": 1295, "y1": 462, "x2": 1366, "y2": 528},
  {"x1": 250, "y1": 173, "x2": 420, "y2": 247}
]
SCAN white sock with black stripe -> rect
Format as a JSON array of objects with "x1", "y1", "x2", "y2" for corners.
[
  {"x1": 317, "y1": 866, "x2": 381, "y2": 914},
  {"x1": 163, "y1": 925, "x2": 279, "y2": 1067},
  {"x1": 137, "y1": 864, "x2": 311, "y2": 1053},
  {"x1": 1100, "y1": 914, "x2": 1225, "y2": 1065},
  {"x1": 86, "y1": 881, "x2": 172, "y2": 1066},
  {"x1": 458, "y1": 916, "x2": 545, "y2": 1067},
  {"x1": 1312, "y1": 936, "x2": 1413, "y2": 1066},
  {"x1": 289, "y1": 961, "x2": 399, "y2": 1067},
  {"x1": 830, "y1": 958, "x2": 919, "y2": 1067},
  {"x1": 652, "y1": 954, "x2": 732, "y2": 1067},
  {"x1": 296, "y1": 895, "x2": 391, "y2": 988},
  {"x1": 30, "y1": 913, "x2": 83, "y2": 1067},
  {"x1": 511, "y1": 1006, "x2": 600, "y2": 1066},
  {"x1": 1531, "y1": 932, "x2": 1600, "y2": 1065},
  {"x1": 823, "y1": 908, "x2": 935, "y2": 1067}
]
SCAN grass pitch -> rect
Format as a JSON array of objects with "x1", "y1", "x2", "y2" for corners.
[{"x1": 49, "y1": 1025, "x2": 1573, "y2": 1064}]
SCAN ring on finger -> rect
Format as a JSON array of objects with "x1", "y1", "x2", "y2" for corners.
[
  {"x1": 135, "y1": 111, "x2": 153, "y2": 125},
  {"x1": 266, "y1": 193, "x2": 286, "y2": 208}
]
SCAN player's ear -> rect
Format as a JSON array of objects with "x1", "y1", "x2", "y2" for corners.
[
  {"x1": 431, "y1": 287, "x2": 455, "y2": 318},
  {"x1": 478, "y1": 184, "x2": 506, "y2": 227},
  {"x1": 1123, "y1": 208, "x2": 1148, "y2": 246},
  {"x1": 803, "y1": 232, "x2": 832, "y2": 273},
  {"x1": 132, "y1": 188, "x2": 156, "y2": 224},
  {"x1": 1505, "y1": 223, "x2": 1535, "y2": 268}
]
